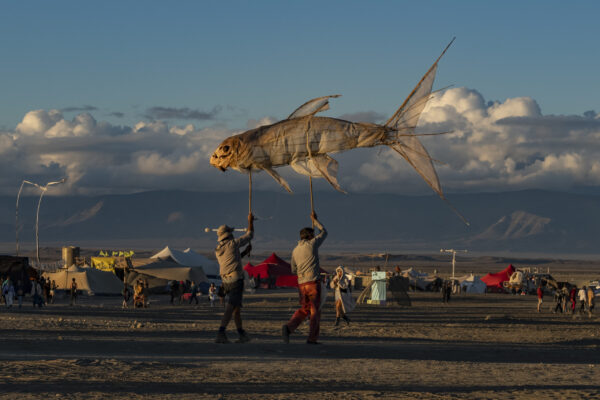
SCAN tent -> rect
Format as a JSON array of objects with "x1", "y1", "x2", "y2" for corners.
[
  {"x1": 457, "y1": 274, "x2": 487, "y2": 294},
  {"x1": 0, "y1": 256, "x2": 36, "y2": 292},
  {"x1": 150, "y1": 246, "x2": 219, "y2": 280},
  {"x1": 481, "y1": 264, "x2": 515, "y2": 289},
  {"x1": 244, "y1": 253, "x2": 297, "y2": 288},
  {"x1": 126, "y1": 260, "x2": 208, "y2": 293},
  {"x1": 43, "y1": 265, "x2": 123, "y2": 295}
]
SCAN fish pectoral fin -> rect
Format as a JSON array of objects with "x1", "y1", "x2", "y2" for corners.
[
  {"x1": 310, "y1": 155, "x2": 347, "y2": 194},
  {"x1": 264, "y1": 167, "x2": 293, "y2": 193},
  {"x1": 287, "y1": 95, "x2": 341, "y2": 119}
]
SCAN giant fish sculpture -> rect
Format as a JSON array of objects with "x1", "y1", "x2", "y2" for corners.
[{"x1": 210, "y1": 39, "x2": 458, "y2": 213}]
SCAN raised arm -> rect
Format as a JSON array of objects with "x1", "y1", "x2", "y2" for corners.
[{"x1": 311, "y1": 211, "x2": 327, "y2": 247}]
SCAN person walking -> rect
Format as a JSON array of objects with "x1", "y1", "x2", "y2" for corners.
[
  {"x1": 30, "y1": 278, "x2": 44, "y2": 307},
  {"x1": 587, "y1": 286, "x2": 595, "y2": 315},
  {"x1": 214, "y1": 212, "x2": 254, "y2": 344},
  {"x1": 536, "y1": 286, "x2": 544, "y2": 312},
  {"x1": 282, "y1": 211, "x2": 327, "y2": 345},
  {"x1": 189, "y1": 281, "x2": 199, "y2": 305},
  {"x1": 122, "y1": 283, "x2": 131, "y2": 309},
  {"x1": 70, "y1": 278, "x2": 78, "y2": 306},
  {"x1": 16, "y1": 280, "x2": 24, "y2": 309},
  {"x1": 3, "y1": 278, "x2": 15, "y2": 308},
  {"x1": 578, "y1": 286, "x2": 587, "y2": 313},
  {"x1": 569, "y1": 286, "x2": 577, "y2": 314},
  {"x1": 331, "y1": 266, "x2": 354, "y2": 326},
  {"x1": 208, "y1": 283, "x2": 217, "y2": 307}
]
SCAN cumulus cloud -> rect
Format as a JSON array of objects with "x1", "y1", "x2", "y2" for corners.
[
  {"x1": 2, "y1": 88, "x2": 600, "y2": 197},
  {"x1": 144, "y1": 106, "x2": 221, "y2": 121}
]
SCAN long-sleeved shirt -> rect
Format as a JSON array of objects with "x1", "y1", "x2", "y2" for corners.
[
  {"x1": 291, "y1": 220, "x2": 327, "y2": 285},
  {"x1": 215, "y1": 231, "x2": 253, "y2": 284}
]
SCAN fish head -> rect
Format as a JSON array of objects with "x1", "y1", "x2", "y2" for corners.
[{"x1": 210, "y1": 136, "x2": 241, "y2": 171}]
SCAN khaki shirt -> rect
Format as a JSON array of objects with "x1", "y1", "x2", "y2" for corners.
[
  {"x1": 291, "y1": 220, "x2": 327, "y2": 285},
  {"x1": 216, "y1": 231, "x2": 253, "y2": 283}
]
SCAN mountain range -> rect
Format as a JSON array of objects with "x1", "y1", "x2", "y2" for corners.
[{"x1": 1, "y1": 189, "x2": 600, "y2": 256}]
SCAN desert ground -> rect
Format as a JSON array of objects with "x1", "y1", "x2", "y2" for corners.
[{"x1": 1, "y1": 284, "x2": 599, "y2": 400}]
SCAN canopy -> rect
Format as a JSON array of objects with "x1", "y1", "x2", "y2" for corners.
[
  {"x1": 126, "y1": 260, "x2": 208, "y2": 293},
  {"x1": 0, "y1": 256, "x2": 36, "y2": 292},
  {"x1": 481, "y1": 264, "x2": 515, "y2": 288},
  {"x1": 244, "y1": 253, "x2": 292, "y2": 279},
  {"x1": 458, "y1": 274, "x2": 487, "y2": 294},
  {"x1": 150, "y1": 246, "x2": 219, "y2": 278},
  {"x1": 43, "y1": 265, "x2": 123, "y2": 295},
  {"x1": 244, "y1": 253, "x2": 326, "y2": 288}
]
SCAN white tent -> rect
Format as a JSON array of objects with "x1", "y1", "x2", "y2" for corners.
[
  {"x1": 151, "y1": 246, "x2": 219, "y2": 280},
  {"x1": 43, "y1": 265, "x2": 123, "y2": 295},
  {"x1": 458, "y1": 274, "x2": 486, "y2": 294}
]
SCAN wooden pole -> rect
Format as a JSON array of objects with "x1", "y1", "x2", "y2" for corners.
[
  {"x1": 309, "y1": 176, "x2": 314, "y2": 228},
  {"x1": 248, "y1": 169, "x2": 252, "y2": 214}
]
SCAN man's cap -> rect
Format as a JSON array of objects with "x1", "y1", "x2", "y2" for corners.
[{"x1": 217, "y1": 225, "x2": 234, "y2": 241}]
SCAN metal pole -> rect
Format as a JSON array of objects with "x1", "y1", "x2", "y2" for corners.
[
  {"x1": 35, "y1": 187, "x2": 47, "y2": 266},
  {"x1": 16, "y1": 180, "x2": 41, "y2": 256},
  {"x1": 452, "y1": 251, "x2": 456, "y2": 280},
  {"x1": 15, "y1": 181, "x2": 27, "y2": 256}
]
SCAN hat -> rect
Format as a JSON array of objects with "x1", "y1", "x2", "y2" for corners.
[{"x1": 217, "y1": 225, "x2": 234, "y2": 241}]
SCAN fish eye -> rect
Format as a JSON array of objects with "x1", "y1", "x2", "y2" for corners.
[{"x1": 222, "y1": 145, "x2": 230, "y2": 152}]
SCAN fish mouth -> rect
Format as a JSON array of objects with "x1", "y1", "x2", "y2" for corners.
[{"x1": 219, "y1": 166, "x2": 226, "y2": 172}]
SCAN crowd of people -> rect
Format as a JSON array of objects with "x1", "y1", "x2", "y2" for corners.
[
  {"x1": 1, "y1": 276, "x2": 59, "y2": 308},
  {"x1": 543, "y1": 285, "x2": 596, "y2": 315}
]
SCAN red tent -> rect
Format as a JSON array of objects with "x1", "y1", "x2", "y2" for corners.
[
  {"x1": 244, "y1": 253, "x2": 328, "y2": 288},
  {"x1": 481, "y1": 264, "x2": 515, "y2": 288},
  {"x1": 244, "y1": 253, "x2": 293, "y2": 279}
]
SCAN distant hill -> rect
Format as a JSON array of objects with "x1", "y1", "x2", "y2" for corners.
[{"x1": 1, "y1": 189, "x2": 600, "y2": 255}]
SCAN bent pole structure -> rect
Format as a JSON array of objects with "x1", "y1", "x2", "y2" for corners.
[
  {"x1": 16, "y1": 180, "x2": 43, "y2": 257},
  {"x1": 34, "y1": 178, "x2": 67, "y2": 266}
]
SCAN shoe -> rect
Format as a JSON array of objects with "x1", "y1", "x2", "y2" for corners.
[
  {"x1": 342, "y1": 315, "x2": 350, "y2": 326},
  {"x1": 236, "y1": 330, "x2": 251, "y2": 343},
  {"x1": 282, "y1": 325, "x2": 290, "y2": 344},
  {"x1": 215, "y1": 331, "x2": 230, "y2": 344},
  {"x1": 306, "y1": 340, "x2": 321, "y2": 345},
  {"x1": 334, "y1": 317, "x2": 340, "y2": 327}
]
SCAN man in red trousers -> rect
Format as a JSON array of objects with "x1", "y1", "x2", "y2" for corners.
[{"x1": 282, "y1": 211, "x2": 327, "y2": 345}]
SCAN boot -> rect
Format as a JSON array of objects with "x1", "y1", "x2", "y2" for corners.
[
  {"x1": 236, "y1": 329, "x2": 251, "y2": 343},
  {"x1": 215, "y1": 330, "x2": 229, "y2": 344},
  {"x1": 334, "y1": 317, "x2": 340, "y2": 327},
  {"x1": 342, "y1": 315, "x2": 350, "y2": 326}
]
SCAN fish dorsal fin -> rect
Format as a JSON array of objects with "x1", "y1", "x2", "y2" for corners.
[{"x1": 287, "y1": 95, "x2": 341, "y2": 120}]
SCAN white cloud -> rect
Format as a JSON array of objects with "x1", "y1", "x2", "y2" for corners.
[{"x1": 2, "y1": 89, "x2": 600, "y2": 197}]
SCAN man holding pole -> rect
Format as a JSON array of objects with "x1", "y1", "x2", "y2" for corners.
[
  {"x1": 214, "y1": 212, "x2": 254, "y2": 344},
  {"x1": 282, "y1": 211, "x2": 327, "y2": 345}
]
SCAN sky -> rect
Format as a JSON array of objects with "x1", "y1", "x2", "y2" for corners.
[{"x1": 1, "y1": 1, "x2": 599, "y2": 197}]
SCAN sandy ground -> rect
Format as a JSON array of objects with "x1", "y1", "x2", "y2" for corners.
[{"x1": 0, "y1": 290, "x2": 599, "y2": 399}]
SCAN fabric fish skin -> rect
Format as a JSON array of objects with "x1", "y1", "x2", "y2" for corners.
[{"x1": 210, "y1": 39, "x2": 454, "y2": 201}]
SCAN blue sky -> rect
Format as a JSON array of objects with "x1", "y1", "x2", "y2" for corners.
[
  {"x1": 1, "y1": 1, "x2": 599, "y2": 197},
  {"x1": 1, "y1": 1, "x2": 598, "y2": 129}
]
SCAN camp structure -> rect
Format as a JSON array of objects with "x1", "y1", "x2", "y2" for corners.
[
  {"x1": 456, "y1": 274, "x2": 486, "y2": 294},
  {"x1": 125, "y1": 260, "x2": 208, "y2": 294},
  {"x1": 43, "y1": 265, "x2": 123, "y2": 295},
  {"x1": 150, "y1": 246, "x2": 219, "y2": 281},
  {"x1": 0, "y1": 255, "x2": 37, "y2": 291},
  {"x1": 401, "y1": 268, "x2": 442, "y2": 291},
  {"x1": 244, "y1": 253, "x2": 297, "y2": 288},
  {"x1": 481, "y1": 264, "x2": 515, "y2": 291},
  {"x1": 357, "y1": 274, "x2": 411, "y2": 306}
]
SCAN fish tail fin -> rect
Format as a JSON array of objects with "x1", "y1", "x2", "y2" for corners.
[{"x1": 385, "y1": 38, "x2": 454, "y2": 132}]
